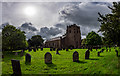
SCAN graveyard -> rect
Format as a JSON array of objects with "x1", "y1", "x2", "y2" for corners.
[{"x1": 2, "y1": 47, "x2": 120, "y2": 75}]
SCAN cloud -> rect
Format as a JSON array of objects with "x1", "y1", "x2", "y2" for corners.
[
  {"x1": 55, "y1": 2, "x2": 111, "y2": 37},
  {"x1": 19, "y1": 22, "x2": 37, "y2": 31},
  {"x1": 37, "y1": 26, "x2": 63, "y2": 40}
]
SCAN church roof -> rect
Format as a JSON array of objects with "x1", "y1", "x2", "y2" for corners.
[{"x1": 46, "y1": 35, "x2": 66, "y2": 42}]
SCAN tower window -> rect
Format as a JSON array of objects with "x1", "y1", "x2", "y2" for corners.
[{"x1": 69, "y1": 30, "x2": 71, "y2": 33}]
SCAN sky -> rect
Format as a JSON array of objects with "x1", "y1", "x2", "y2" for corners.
[{"x1": 0, "y1": 1, "x2": 117, "y2": 40}]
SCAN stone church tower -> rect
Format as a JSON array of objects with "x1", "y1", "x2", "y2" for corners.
[{"x1": 65, "y1": 24, "x2": 81, "y2": 48}]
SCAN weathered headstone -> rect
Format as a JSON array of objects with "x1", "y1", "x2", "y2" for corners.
[
  {"x1": 63, "y1": 48, "x2": 65, "y2": 50},
  {"x1": 109, "y1": 48, "x2": 111, "y2": 52},
  {"x1": 29, "y1": 48, "x2": 32, "y2": 52},
  {"x1": 25, "y1": 53, "x2": 31, "y2": 64},
  {"x1": 98, "y1": 52, "x2": 100, "y2": 56},
  {"x1": 106, "y1": 49, "x2": 108, "y2": 52},
  {"x1": 85, "y1": 49, "x2": 90, "y2": 59},
  {"x1": 44, "y1": 52, "x2": 52, "y2": 64},
  {"x1": 53, "y1": 48, "x2": 55, "y2": 51},
  {"x1": 50, "y1": 48, "x2": 52, "y2": 51},
  {"x1": 41, "y1": 48, "x2": 43, "y2": 51},
  {"x1": 101, "y1": 49, "x2": 104, "y2": 52},
  {"x1": 33, "y1": 48, "x2": 36, "y2": 52},
  {"x1": 66, "y1": 48, "x2": 68, "y2": 51},
  {"x1": 11, "y1": 59, "x2": 21, "y2": 75},
  {"x1": 73, "y1": 51, "x2": 79, "y2": 62},
  {"x1": 56, "y1": 49, "x2": 60, "y2": 55}
]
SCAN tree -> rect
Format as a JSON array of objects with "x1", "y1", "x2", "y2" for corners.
[
  {"x1": 85, "y1": 31, "x2": 102, "y2": 46},
  {"x1": 28, "y1": 35, "x2": 44, "y2": 48},
  {"x1": 81, "y1": 38, "x2": 86, "y2": 46},
  {"x1": 98, "y1": 2, "x2": 120, "y2": 46},
  {"x1": 2, "y1": 24, "x2": 28, "y2": 51}
]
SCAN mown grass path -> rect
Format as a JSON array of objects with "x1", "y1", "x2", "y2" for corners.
[{"x1": 2, "y1": 47, "x2": 120, "y2": 75}]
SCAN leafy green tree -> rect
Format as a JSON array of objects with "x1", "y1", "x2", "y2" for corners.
[
  {"x1": 81, "y1": 38, "x2": 86, "y2": 46},
  {"x1": 28, "y1": 35, "x2": 44, "y2": 48},
  {"x1": 98, "y1": 2, "x2": 120, "y2": 46},
  {"x1": 2, "y1": 24, "x2": 28, "y2": 51},
  {"x1": 86, "y1": 31, "x2": 102, "y2": 46}
]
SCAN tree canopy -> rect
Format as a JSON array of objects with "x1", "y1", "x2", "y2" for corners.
[
  {"x1": 85, "y1": 31, "x2": 103, "y2": 46},
  {"x1": 2, "y1": 24, "x2": 28, "y2": 51},
  {"x1": 28, "y1": 35, "x2": 44, "y2": 48},
  {"x1": 98, "y1": 2, "x2": 120, "y2": 46}
]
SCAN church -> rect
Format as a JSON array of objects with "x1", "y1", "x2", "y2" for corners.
[{"x1": 45, "y1": 24, "x2": 81, "y2": 49}]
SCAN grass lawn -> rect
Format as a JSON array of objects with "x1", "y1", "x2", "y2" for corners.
[{"x1": 2, "y1": 47, "x2": 120, "y2": 75}]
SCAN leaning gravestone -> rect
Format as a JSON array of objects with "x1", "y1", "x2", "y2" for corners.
[
  {"x1": 25, "y1": 53, "x2": 31, "y2": 64},
  {"x1": 85, "y1": 49, "x2": 90, "y2": 59},
  {"x1": 11, "y1": 59, "x2": 21, "y2": 75},
  {"x1": 44, "y1": 52, "x2": 52, "y2": 64},
  {"x1": 73, "y1": 51, "x2": 79, "y2": 62}
]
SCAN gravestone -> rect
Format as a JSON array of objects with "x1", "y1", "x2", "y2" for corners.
[
  {"x1": 41, "y1": 48, "x2": 43, "y2": 51},
  {"x1": 90, "y1": 47, "x2": 92, "y2": 51},
  {"x1": 15, "y1": 52, "x2": 18, "y2": 56},
  {"x1": 44, "y1": 52, "x2": 52, "y2": 64},
  {"x1": 98, "y1": 52, "x2": 100, "y2": 56},
  {"x1": 50, "y1": 48, "x2": 52, "y2": 51},
  {"x1": 85, "y1": 49, "x2": 90, "y2": 59},
  {"x1": 56, "y1": 49, "x2": 60, "y2": 55},
  {"x1": 53, "y1": 48, "x2": 55, "y2": 51},
  {"x1": 66, "y1": 48, "x2": 68, "y2": 51},
  {"x1": 25, "y1": 53, "x2": 31, "y2": 64},
  {"x1": 63, "y1": 48, "x2": 65, "y2": 50},
  {"x1": 96, "y1": 48, "x2": 98, "y2": 51},
  {"x1": 29, "y1": 48, "x2": 32, "y2": 52},
  {"x1": 109, "y1": 48, "x2": 111, "y2": 52},
  {"x1": 101, "y1": 49, "x2": 104, "y2": 52},
  {"x1": 11, "y1": 59, "x2": 21, "y2": 75},
  {"x1": 115, "y1": 49, "x2": 118, "y2": 57},
  {"x1": 106, "y1": 49, "x2": 108, "y2": 52},
  {"x1": 73, "y1": 51, "x2": 79, "y2": 62},
  {"x1": 33, "y1": 48, "x2": 36, "y2": 52}
]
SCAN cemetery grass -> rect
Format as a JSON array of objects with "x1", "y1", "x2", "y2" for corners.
[{"x1": 2, "y1": 47, "x2": 120, "y2": 75}]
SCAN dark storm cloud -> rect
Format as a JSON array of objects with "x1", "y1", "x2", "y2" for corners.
[
  {"x1": 19, "y1": 22, "x2": 37, "y2": 31},
  {"x1": 37, "y1": 26, "x2": 62, "y2": 40},
  {"x1": 55, "y1": 2, "x2": 111, "y2": 37}
]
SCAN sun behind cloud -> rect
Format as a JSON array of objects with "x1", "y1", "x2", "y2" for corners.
[{"x1": 24, "y1": 6, "x2": 36, "y2": 17}]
